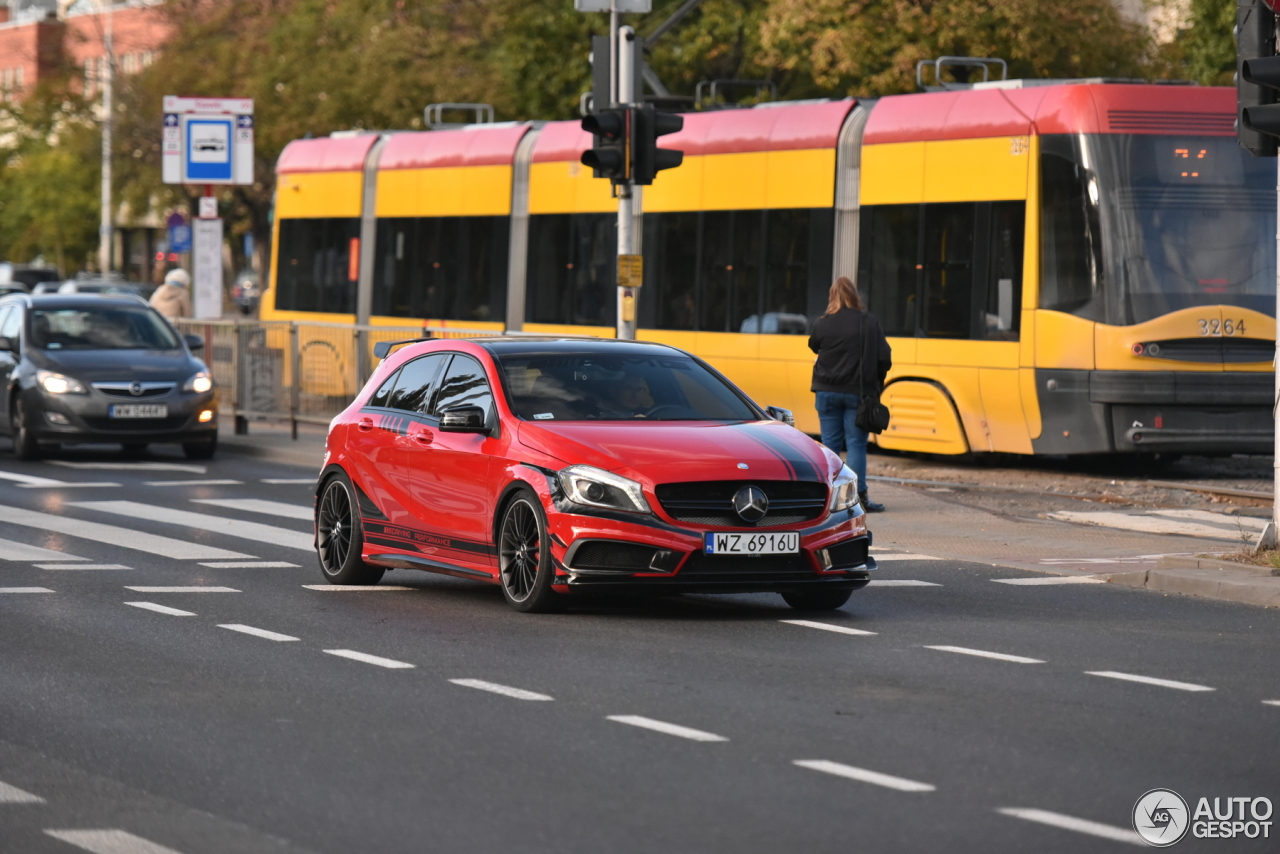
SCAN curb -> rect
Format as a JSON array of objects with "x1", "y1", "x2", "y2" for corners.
[
  {"x1": 1105, "y1": 567, "x2": 1280, "y2": 608},
  {"x1": 1156, "y1": 554, "x2": 1280, "y2": 577}
]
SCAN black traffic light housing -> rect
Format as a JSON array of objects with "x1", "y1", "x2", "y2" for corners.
[
  {"x1": 1238, "y1": 0, "x2": 1279, "y2": 157},
  {"x1": 582, "y1": 107, "x2": 630, "y2": 183},
  {"x1": 632, "y1": 105, "x2": 684, "y2": 186}
]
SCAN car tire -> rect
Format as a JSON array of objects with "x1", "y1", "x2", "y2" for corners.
[
  {"x1": 781, "y1": 589, "x2": 852, "y2": 611},
  {"x1": 182, "y1": 434, "x2": 217, "y2": 460},
  {"x1": 316, "y1": 470, "x2": 385, "y2": 586},
  {"x1": 497, "y1": 488, "x2": 564, "y2": 613},
  {"x1": 10, "y1": 396, "x2": 40, "y2": 461}
]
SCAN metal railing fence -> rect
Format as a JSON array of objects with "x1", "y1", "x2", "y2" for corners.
[{"x1": 175, "y1": 319, "x2": 587, "y2": 438}]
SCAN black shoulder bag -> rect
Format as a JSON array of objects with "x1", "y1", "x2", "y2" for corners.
[{"x1": 854, "y1": 313, "x2": 891, "y2": 434}]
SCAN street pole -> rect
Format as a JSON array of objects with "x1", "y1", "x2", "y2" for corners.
[
  {"x1": 98, "y1": 2, "x2": 114, "y2": 274},
  {"x1": 615, "y1": 24, "x2": 637, "y2": 340},
  {"x1": 1273, "y1": 156, "x2": 1279, "y2": 546}
]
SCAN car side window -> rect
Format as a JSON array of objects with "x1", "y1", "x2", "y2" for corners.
[
  {"x1": 430, "y1": 354, "x2": 493, "y2": 417},
  {"x1": 367, "y1": 368, "x2": 400, "y2": 408},
  {"x1": 0, "y1": 306, "x2": 20, "y2": 341},
  {"x1": 0, "y1": 307, "x2": 11, "y2": 340},
  {"x1": 385, "y1": 354, "x2": 446, "y2": 413}
]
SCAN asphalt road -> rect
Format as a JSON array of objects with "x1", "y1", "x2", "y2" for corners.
[{"x1": 1, "y1": 444, "x2": 1277, "y2": 854}]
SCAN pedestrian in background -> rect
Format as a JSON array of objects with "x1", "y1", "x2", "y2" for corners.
[
  {"x1": 150, "y1": 268, "x2": 192, "y2": 321},
  {"x1": 808, "y1": 276, "x2": 892, "y2": 512}
]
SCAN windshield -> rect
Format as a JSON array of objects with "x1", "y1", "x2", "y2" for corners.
[
  {"x1": 497, "y1": 352, "x2": 759, "y2": 422},
  {"x1": 1040, "y1": 134, "x2": 1276, "y2": 325},
  {"x1": 31, "y1": 308, "x2": 181, "y2": 351}
]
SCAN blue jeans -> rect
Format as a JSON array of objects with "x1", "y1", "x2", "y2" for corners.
[{"x1": 816, "y1": 391, "x2": 867, "y2": 490}]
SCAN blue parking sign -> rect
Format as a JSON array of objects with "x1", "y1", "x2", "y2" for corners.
[{"x1": 168, "y1": 224, "x2": 192, "y2": 254}]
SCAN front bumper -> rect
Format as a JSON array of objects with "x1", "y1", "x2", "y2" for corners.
[{"x1": 27, "y1": 387, "x2": 219, "y2": 445}]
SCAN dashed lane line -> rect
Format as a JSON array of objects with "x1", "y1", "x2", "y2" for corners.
[
  {"x1": 1263, "y1": 700, "x2": 1280, "y2": 707},
  {"x1": 606, "y1": 715, "x2": 728, "y2": 742},
  {"x1": 870, "y1": 554, "x2": 942, "y2": 562},
  {"x1": 1086, "y1": 671, "x2": 1215, "y2": 692},
  {"x1": 125, "y1": 602, "x2": 195, "y2": 617},
  {"x1": 261, "y1": 478, "x2": 316, "y2": 485},
  {"x1": 37, "y1": 564, "x2": 130, "y2": 571},
  {"x1": 996, "y1": 807, "x2": 1144, "y2": 846},
  {"x1": 144, "y1": 479, "x2": 242, "y2": 487},
  {"x1": 0, "y1": 503, "x2": 249, "y2": 560},
  {"x1": 994, "y1": 576, "x2": 1106, "y2": 585},
  {"x1": 925, "y1": 645, "x2": 1045, "y2": 664},
  {"x1": 870, "y1": 580, "x2": 941, "y2": 587},
  {"x1": 199, "y1": 561, "x2": 299, "y2": 569},
  {"x1": 45, "y1": 829, "x2": 186, "y2": 854},
  {"x1": 0, "y1": 470, "x2": 64, "y2": 487},
  {"x1": 0, "y1": 537, "x2": 86, "y2": 562},
  {"x1": 793, "y1": 760, "x2": 936, "y2": 792},
  {"x1": 0, "y1": 588, "x2": 54, "y2": 594},
  {"x1": 323, "y1": 649, "x2": 415, "y2": 669},
  {"x1": 449, "y1": 679, "x2": 553, "y2": 701},
  {"x1": 70, "y1": 501, "x2": 313, "y2": 552},
  {"x1": 302, "y1": 585, "x2": 414, "y2": 591},
  {"x1": 780, "y1": 619, "x2": 877, "y2": 636},
  {"x1": 0, "y1": 780, "x2": 44, "y2": 803},
  {"x1": 193, "y1": 498, "x2": 312, "y2": 521},
  {"x1": 124, "y1": 587, "x2": 240, "y2": 594},
  {"x1": 218, "y1": 624, "x2": 299, "y2": 642}
]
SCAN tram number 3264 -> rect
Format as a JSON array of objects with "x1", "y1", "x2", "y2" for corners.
[{"x1": 1198, "y1": 318, "x2": 1245, "y2": 336}]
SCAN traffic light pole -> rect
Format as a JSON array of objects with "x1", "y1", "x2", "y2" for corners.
[{"x1": 616, "y1": 25, "x2": 638, "y2": 340}]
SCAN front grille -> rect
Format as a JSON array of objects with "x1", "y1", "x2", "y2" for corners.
[
  {"x1": 570, "y1": 541, "x2": 658, "y2": 571},
  {"x1": 678, "y1": 550, "x2": 815, "y2": 577},
  {"x1": 1107, "y1": 110, "x2": 1235, "y2": 133},
  {"x1": 655, "y1": 480, "x2": 828, "y2": 527},
  {"x1": 81, "y1": 416, "x2": 188, "y2": 432},
  {"x1": 825, "y1": 538, "x2": 868, "y2": 569},
  {"x1": 92, "y1": 382, "x2": 175, "y2": 398}
]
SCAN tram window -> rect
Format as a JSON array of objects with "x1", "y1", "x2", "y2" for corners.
[
  {"x1": 373, "y1": 217, "x2": 508, "y2": 323},
  {"x1": 701, "y1": 211, "x2": 763, "y2": 333},
  {"x1": 641, "y1": 212, "x2": 700, "y2": 330},
  {"x1": 922, "y1": 204, "x2": 975, "y2": 339},
  {"x1": 526, "y1": 214, "x2": 617, "y2": 326},
  {"x1": 983, "y1": 201, "x2": 1025, "y2": 340},
  {"x1": 858, "y1": 205, "x2": 919, "y2": 337},
  {"x1": 753, "y1": 208, "x2": 834, "y2": 335},
  {"x1": 1040, "y1": 138, "x2": 1103, "y2": 318},
  {"x1": 275, "y1": 218, "x2": 360, "y2": 313}
]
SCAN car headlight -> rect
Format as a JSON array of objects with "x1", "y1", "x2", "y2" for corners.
[
  {"x1": 558, "y1": 465, "x2": 651, "y2": 514},
  {"x1": 183, "y1": 372, "x2": 213, "y2": 394},
  {"x1": 37, "y1": 370, "x2": 87, "y2": 395},
  {"x1": 829, "y1": 465, "x2": 860, "y2": 512}
]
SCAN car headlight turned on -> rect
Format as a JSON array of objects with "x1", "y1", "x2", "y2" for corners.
[
  {"x1": 558, "y1": 465, "x2": 651, "y2": 514},
  {"x1": 37, "y1": 370, "x2": 87, "y2": 395},
  {"x1": 183, "y1": 372, "x2": 213, "y2": 394},
  {"x1": 829, "y1": 464, "x2": 860, "y2": 512}
]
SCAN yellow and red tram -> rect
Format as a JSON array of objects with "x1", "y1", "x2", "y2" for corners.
[{"x1": 265, "y1": 81, "x2": 1275, "y2": 453}]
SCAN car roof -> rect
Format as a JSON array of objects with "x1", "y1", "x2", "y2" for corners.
[
  {"x1": 475, "y1": 337, "x2": 685, "y2": 358},
  {"x1": 3, "y1": 293, "x2": 152, "y2": 310}
]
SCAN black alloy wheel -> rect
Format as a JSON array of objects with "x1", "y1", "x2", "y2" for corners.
[
  {"x1": 498, "y1": 489, "x2": 563, "y2": 613},
  {"x1": 781, "y1": 589, "x2": 853, "y2": 611},
  {"x1": 10, "y1": 395, "x2": 39, "y2": 461},
  {"x1": 183, "y1": 433, "x2": 217, "y2": 460},
  {"x1": 316, "y1": 471, "x2": 384, "y2": 585}
]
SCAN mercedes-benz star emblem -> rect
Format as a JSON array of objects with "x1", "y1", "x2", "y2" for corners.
[
  {"x1": 732, "y1": 485, "x2": 769, "y2": 523},
  {"x1": 129, "y1": 381, "x2": 144, "y2": 396}
]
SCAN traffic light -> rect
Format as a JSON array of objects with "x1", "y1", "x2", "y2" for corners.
[
  {"x1": 1238, "y1": 0, "x2": 1278, "y2": 157},
  {"x1": 632, "y1": 105, "x2": 684, "y2": 185},
  {"x1": 582, "y1": 107, "x2": 630, "y2": 183}
]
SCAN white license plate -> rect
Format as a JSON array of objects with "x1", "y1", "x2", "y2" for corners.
[
  {"x1": 109, "y1": 404, "x2": 168, "y2": 419},
  {"x1": 704, "y1": 532, "x2": 800, "y2": 555}
]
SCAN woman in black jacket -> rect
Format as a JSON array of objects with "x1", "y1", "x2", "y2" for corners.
[{"x1": 808, "y1": 277, "x2": 892, "y2": 512}]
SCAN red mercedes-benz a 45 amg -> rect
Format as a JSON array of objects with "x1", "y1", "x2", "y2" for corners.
[{"x1": 314, "y1": 337, "x2": 875, "y2": 612}]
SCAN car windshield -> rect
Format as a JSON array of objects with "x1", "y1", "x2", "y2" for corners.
[
  {"x1": 497, "y1": 352, "x2": 759, "y2": 421},
  {"x1": 31, "y1": 307, "x2": 181, "y2": 351}
]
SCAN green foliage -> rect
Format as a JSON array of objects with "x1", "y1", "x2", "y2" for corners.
[{"x1": 1175, "y1": 0, "x2": 1236, "y2": 85}]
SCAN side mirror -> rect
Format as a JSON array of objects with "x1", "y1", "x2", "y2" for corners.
[
  {"x1": 0, "y1": 336, "x2": 14, "y2": 353},
  {"x1": 765, "y1": 405, "x2": 795, "y2": 427},
  {"x1": 184, "y1": 334, "x2": 204, "y2": 352},
  {"x1": 438, "y1": 405, "x2": 488, "y2": 434}
]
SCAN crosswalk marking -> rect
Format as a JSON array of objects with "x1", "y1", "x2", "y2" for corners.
[
  {"x1": 70, "y1": 501, "x2": 313, "y2": 552},
  {"x1": 144, "y1": 479, "x2": 242, "y2": 487},
  {"x1": 780, "y1": 619, "x2": 877, "y2": 636},
  {"x1": 794, "y1": 760, "x2": 935, "y2": 792},
  {"x1": 38, "y1": 564, "x2": 131, "y2": 571},
  {"x1": 0, "y1": 470, "x2": 66, "y2": 487},
  {"x1": 870, "y1": 580, "x2": 941, "y2": 587},
  {"x1": 870, "y1": 554, "x2": 941, "y2": 562},
  {"x1": 192, "y1": 498, "x2": 312, "y2": 521},
  {"x1": 261, "y1": 478, "x2": 315, "y2": 485},
  {"x1": 0, "y1": 537, "x2": 86, "y2": 562},
  {"x1": 449, "y1": 679, "x2": 553, "y2": 701},
  {"x1": 198, "y1": 561, "x2": 299, "y2": 569},
  {"x1": 0, "y1": 780, "x2": 44, "y2": 803},
  {"x1": 607, "y1": 715, "x2": 728, "y2": 742},
  {"x1": 925, "y1": 645, "x2": 1044, "y2": 664},
  {"x1": 993, "y1": 576, "x2": 1106, "y2": 585},
  {"x1": 997, "y1": 808, "x2": 1143, "y2": 846},
  {"x1": 218, "y1": 624, "x2": 299, "y2": 642},
  {"x1": 45, "y1": 829, "x2": 186, "y2": 854},
  {"x1": 125, "y1": 602, "x2": 195, "y2": 617},
  {"x1": 324, "y1": 649, "x2": 415, "y2": 669},
  {"x1": 1086, "y1": 670, "x2": 1214, "y2": 692},
  {"x1": 125, "y1": 586, "x2": 240, "y2": 593},
  {"x1": 49, "y1": 461, "x2": 206, "y2": 474},
  {"x1": 303, "y1": 585, "x2": 414, "y2": 591},
  {"x1": 0, "y1": 503, "x2": 249, "y2": 560},
  {"x1": 0, "y1": 587, "x2": 55, "y2": 593}
]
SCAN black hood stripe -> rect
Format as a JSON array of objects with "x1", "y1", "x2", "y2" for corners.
[{"x1": 733, "y1": 423, "x2": 823, "y2": 482}]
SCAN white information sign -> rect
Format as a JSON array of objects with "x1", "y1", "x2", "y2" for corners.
[
  {"x1": 162, "y1": 96, "x2": 254, "y2": 186},
  {"x1": 574, "y1": 0, "x2": 651, "y2": 9},
  {"x1": 192, "y1": 218, "x2": 223, "y2": 319},
  {"x1": 197, "y1": 196, "x2": 218, "y2": 219}
]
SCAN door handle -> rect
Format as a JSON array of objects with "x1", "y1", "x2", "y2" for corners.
[
  {"x1": 413, "y1": 430, "x2": 433, "y2": 445},
  {"x1": 358, "y1": 417, "x2": 373, "y2": 432}
]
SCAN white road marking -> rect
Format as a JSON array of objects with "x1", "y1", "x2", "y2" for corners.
[
  {"x1": 193, "y1": 498, "x2": 312, "y2": 520},
  {"x1": 144, "y1": 479, "x2": 242, "y2": 487},
  {"x1": 1048, "y1": 510, "x2": 1254, "y2": 542},
  {"x1": 925, "y1": 645, "x2": 1044, "y2": 664},
  {"x1": 0, "y1": 587, "x2": 54, "y2": 593},
  {"x1": 261, "y1": 478, "x2": 316, "y2": 485},
  {"x1": 125, "y1": 586, "x2": 239, "y2": 593},
  {"x1": 303, "y1": 584, "x2": 413, "y2": 591},
  {"x1": 794, "y1": 760, "x2": 935, "y2": 792},
  {"x1": 50, "y1": 461, "x2": 206, "y2": 473},
  {"x1": 125, "y1": 602, "x2": 195, "y2": 617},
  {"x1": 45, "y1": 829, "x2": 186, "y2": 854},
  {"x1": 1149, "y1": 508, "x2": 1269, "y2": 530},
  {"x1": 1086, "y1": 670, "x2": 1214, "y2": 692},
  {"x1": 1263, "y1": 700, "x2": 1280, "y2": 707},
  {"x1": 0, "y1": 470, "x2": 65, "y2": 486},
  {"x1": 606, "y1": 715, "x2": 727, "y2": 742},
  {"x1": 449, "y1": 679, "x2": 553, "y2": 701},
  {"x1": 71, "y1": 501, "x2": 313, "y2": 552},
  {"x1": 16, "y1": 483, "x2": 119, "y2": 489},
  {"x1": 199, "y1": 561, "x2": 299, "y2": 568},
  {"x1": 218, "y1": 624, "x2": 299, "y2": 642},
  {"x1": 0, "y1": 503, "x2": 249, "y2": 560},
  {"x1": 324, "y1": 649, "x2": 415, "y2": 669},
  {"x1": 870, "y1": 580, "x2": 941, "y2": 587},
  {"x1": 0, "y1": 780, "x2": 44, "y2": 802},
  {"x1": 780, "y1": 619, "x2": 877, "y2": 636},
  {"x1": 996, "y1": 807, "x2": 1144, "y2": 846},
  {"x1": 38, "y1": 564, "x2": 130, "y2": 571},
  {"x1": 0, "y1": 537, "x2": 86, "y2": 561},
  {"x1": 869, "y1": 553, "x2": 941, "y2": 561},
  {"x1": 993, "y1": 576, "x2": 1106, "y2": 585}
]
